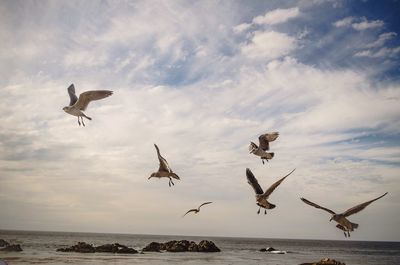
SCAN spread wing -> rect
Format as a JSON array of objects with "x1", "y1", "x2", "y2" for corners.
[
  {"x1": 198, "y1": 202, "x2": 212, "y2": 210},
  {"x1": 300, "y1": 197, "x2": 336, "y2": 215},
  {"x1": 67, "y1": 84, "x2": 78, "y2": 106},
  {"x1": 258, "y1": 132, "x2": 279, "y2": 151},
  {"x1": 246, "y1": 168, "x2": 264, "y2": 195},
  {"x1": 154, "y1": 144, "x2": 172, "y2": 173},
  {"x1": 263, "y1": 168, "x2": 295, "y2": 198},
  {"x1": 74, "y1": 90, "x2": 113, "y2": 110},
  {"x1": 183, "y1": 209, "x2": 197, "y2": 217},
  {"x1": 343, "y1": 192, "x2": 388, "y2": 217}
]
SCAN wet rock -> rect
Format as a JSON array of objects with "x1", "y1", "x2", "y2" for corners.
[
  {"x1": 299, "y1": 258, "x2": 346, "y2": 265},
  {"x1": 259, "y1": 247, "x2": 277, "y2": 252},
  {"x1": 56, "y1": 242, "x2": 95, "y2": 253},
  {"x1": 0, "y1": 239, "x2": 9, "y2": 248},
  {"x1": 95, "y1": 243, "x2": 138, "y2": 254},
  {"x1": 0, "y1": 244, "x2": 23, "y2": 252},
  {"x1": 142, "y1": 242, "x2": 163, "y2": 252},
  {"x1": 142, "y1": 240, "x2": 221, "y2": 253},
  {"x1": 197, "y1": 240, "x2": 221, "y2": 252}
]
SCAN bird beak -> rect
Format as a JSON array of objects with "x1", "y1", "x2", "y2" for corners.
[
  {"x1": 148, "y1": 176, "x2": 152, "y2": 180},
  {"x1": 329, "y1": 217, "x2": 333, "y2": 222}
]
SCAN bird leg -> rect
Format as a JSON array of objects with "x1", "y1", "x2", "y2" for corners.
[
  {"x1": 344, "y1": 231, "x2": 347, "y2": 238},
  {"x1": 81, "y1": 117, "x2": 85, "y2": 127},
  {"x1": 262, "y1": 159, "x2": 265, "y2": 165},
  {"x1": 168, "y1": 179, "x2": 171, "y2": 187},
  {"x1": 264, "y1": 209, "x2": 267, "y2": 215},
  {"x1": 77, "y1": 117, "x2": 81, "y2": 126},
  {"x1": 347, "y1": 231, "x2": 350, "y2": 237},
  {"x1": 257, "y1": 207, "x2": 261, "y2": 214}
]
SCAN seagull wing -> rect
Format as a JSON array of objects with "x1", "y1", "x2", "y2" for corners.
[
  {"x1": 198, "y1": 202, "x2": 213, "y2": 210},
  {"x1": 154, "y1": 144, "x2": 172, "y2": 173},
  {"x1": 300, "y1": 197, "x2": 336, "y2": 215},
  {"x1": 263, "y1": 168, "x2": 295, "y2": 198},
  {"x1": 74, "y1": 90, "x2": 113, "y2": 111},
  {"x1": 258, "y1": 132, "x2": 279, "y2": 151},
  {"x1": 246, "y1": 168, "x2": 264, "y2": 195},
  {"x1": 183, "y1": 209, "x2": 197, "y2": 217},
  {"x1": 67, "y1": 84, "x2": 78, "y2": 106},
  {"x1": 343, "y1": 192, "x2": 388, "y2": 217}
]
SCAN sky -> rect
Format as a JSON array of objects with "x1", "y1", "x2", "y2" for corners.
[{"x1": 0, "y1": 0, "x2": 400, "y2": 241}]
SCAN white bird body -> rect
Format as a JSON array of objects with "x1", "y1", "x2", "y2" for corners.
[
  {"x1": 63, "y1": 84, "x2": 113, "y2": 126},
  {"x1": 301, "y1": 192, "x2": 388, "y2": 237}
]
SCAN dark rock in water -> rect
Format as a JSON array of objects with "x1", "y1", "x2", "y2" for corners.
[
  {"x1": 197, "y1": 240, "x2": 221, "y2": 252},
  {"x1": 57, "y1": 242, "x2": 95, "y2": 253},
  {"x1": 142, "y1": 242, "x2": 163, "y2": 252},
  {"x1": 0, "y1": 244, "x2": 23, "y2": 252},
  {"x1": 0, "y1": 239, "x2": 10, "y2": 248},
  {"x1": 95, "y1": 243, "x2": 138, "y2": 254},
  {"x1": 142, "y1": 240, "x2": 221, "y2": 253},
  {"x1": 57, "y1": 242, "x2": 137, "y2": 254},
  {"x1": 299, "y1": 258, "x2": 346, "y2": 265},
  {"x1": 259, "y1": 247, "x2": 277, "y2": 252}
]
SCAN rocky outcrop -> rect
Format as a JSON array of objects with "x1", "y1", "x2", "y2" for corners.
[
  {"x1": 259, "y1": 247, "x2": 277, "y2": 252},
  {"x1": 142, "y1": 240, "x2": 221, "y2": 252},
  {"x1": 95, "y1": 243, "x2": 138, "y2": 254},
  {"x1": 0, "y1": 239, "x2": 10, "y2": 247},
  {"x1": 0, "y1": 244, "x2": 23, "y2": 252},
  {"x1": 57, "y1": 242, "x2": 95, "y2": 253},
  {"x1": 299, "y1": 258, "x2": 346, "y2": 265},
  {"x1": 56, "y1": 242, "x2": 138, "y2": 254}
]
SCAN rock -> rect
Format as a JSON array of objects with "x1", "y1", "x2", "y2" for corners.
[
  {"x1": 95, "y1": 243, "x2": 138, "y2": 254},
  {"x1": 259, "y1": 247, "x2": 277, "y2": 252},
  {"x1": 0, "y1": 239, "x2": 9, "y2": 248},
  {"x1": 197, "y1": 240, "x2": 221, "y2": 252},
  {"x1": 57, "y1": 242, "x2": 95, "y2": 253},
  {"x1": 142, "y1": 242, "x2": 163, "y2": 252},
  {"x1": 0, "y1": 244, "x2": 23, "y2": 252},
  {"x1": 299, "y1": 258, "x2": 346, "y2": 265},
  {"x1": 142, "y1": 240, "x2": 221, "y2": 253}
]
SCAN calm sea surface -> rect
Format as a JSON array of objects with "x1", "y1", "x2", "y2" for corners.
[{"x1": 0, "y1": 230, "x2": 399, "y2": 265}]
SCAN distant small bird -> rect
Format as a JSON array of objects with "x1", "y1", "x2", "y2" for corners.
[
  {"x1": 300, "y1": 192, "x2": 388, "y2": 237},
  {"x1": 183, "y1": 202, "x2": 213, "y2": 217},
  {"x1": 246, "y1": 168, "x2": 295, "y2": 215},
  {"x1": 62, "y1": 84, "x2": 113, "y2": 126},
  {"x1": 249, "y1": 132, "x2": 279, "y2": 164},
  {"x1": 149, "y1": 144, "x2": 180, "y2": 187}
]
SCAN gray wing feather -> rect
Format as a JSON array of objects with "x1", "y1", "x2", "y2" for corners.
[
  {"x1": 183, "y1": 209, "x2": 197, "y2": 217},
  {"x1": 300, "y1": 197, "x2": 336, "y2": 215},
  {"x1": 263, "y1": 168, "x2": 295, "y2": 198},
  {"x1": 258, "y1": 132, "x2": 279, "y2": 151},
  {"x1": 198, "y1": 202, "x2": 212, "y2": 210},
  {"x1": 74, "y1": 90, "x2": 113, "y2": 110},
  {"x1": 246, "y1": 168, "x2": 264, "y2": 195},
  {"x1": 154, "y1": 144, "x2": 172, "y2": 173},
  {"x1": 343, "y1": 192, "x2": 388, "y2": 217},
  {"x1": 67, "y1": 84, "x2": 78, "y2": 106}
]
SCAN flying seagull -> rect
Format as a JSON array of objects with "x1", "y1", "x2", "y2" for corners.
[
  {"x1": 149, "y1": 144, "x2": 180, "y2": 187},
  {"x1": 62, "y1": 84, "x2": 113, "y2": 126},
  {"x1": 246, "y1": 168, "x2": 295, "y2": 215},
  {"x1": 300, "y1": 192, "x2": 388, "y2": 238},
  {"x1": 183, "y1": 202, "x2": 213, "y2": 217},
  {"x1": 249, "y1": 132, "x2": 279, "y2": 164}
]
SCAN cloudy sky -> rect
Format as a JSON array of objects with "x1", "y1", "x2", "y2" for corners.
[{"x1": 1, "y1": 0, "x2": 399, "y2": 241}]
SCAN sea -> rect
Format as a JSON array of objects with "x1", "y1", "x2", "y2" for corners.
[{"x1": 0, "y1": 230, "x2": 399, "y2": 265}]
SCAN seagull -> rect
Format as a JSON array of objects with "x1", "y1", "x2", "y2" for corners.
[
  {"x1": 300, "y1": 192, "x2": 388, "y2": 238},
  {"x1": 149, "y1": 144, "x2": 180, "y2": 187},
  {"x1": 183, "y1": 202, "x2": 213, "y2": 217},
  {"x1": 62, "y1": 84, "x2": 113, "y2": 126},
  {"x1": 246, "y1": 168, "x2": 295, "y2": 215},
  {"x1": 249, "y1": 132, "x2": 279, "y2": 164}
]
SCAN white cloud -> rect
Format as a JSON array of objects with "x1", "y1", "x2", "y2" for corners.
[
  {"x1": 365, "y1": 32, "x2": 397, "y2": 48},
  {"x1": 253, "y1": 7, "x2": 300, "y2": 25},
  {"x1": 352, "y1": 18, "x2": 384, "y2": 31},
  {"x1": 333, "y1": 16, "x2": 354, "y2": 27},
  {"x1": 241, "y1": 31, "x2": 297, "y2": 59},
  {"x1": 355, "y1": 46, "x2": 400, "y2": 58}
]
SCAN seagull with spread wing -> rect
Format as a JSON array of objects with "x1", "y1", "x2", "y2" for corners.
[
  {"x1": 148, "y1": 144, "x2": 180, "y2": 187},
  {"x1": 246, "y1": 168, "x2": 295, "y2": 215},
  {"x1": 249, "y1": 132, "x2": 279, "y2": 164},
  {"x1": 300, "y1": 192, "x2": 388, "y2": 237},
  {"x1": 183, "y1": 202, "x2": 213, "y2": 217},
  {"x1": 62, "y1": 84, "x2": 113, "y2": 126}
]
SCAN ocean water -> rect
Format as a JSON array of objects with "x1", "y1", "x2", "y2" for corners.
[{"x1": 0, "y1": 230, "x2": 399, "y2": 265}]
